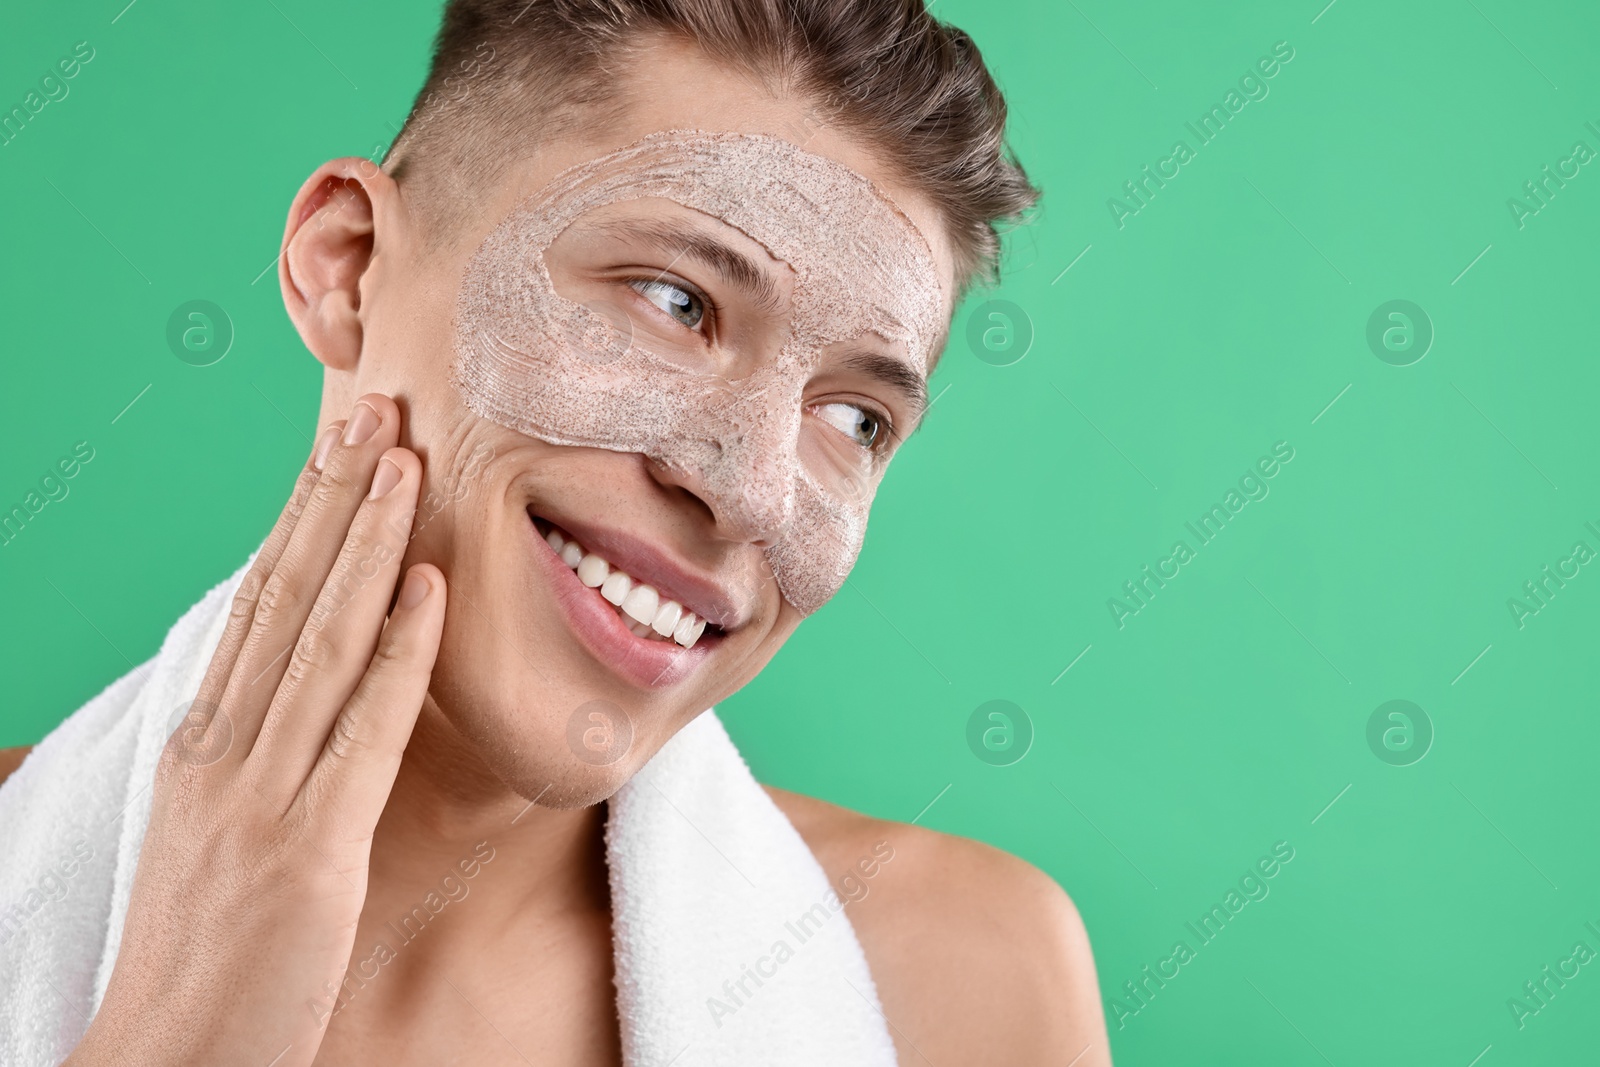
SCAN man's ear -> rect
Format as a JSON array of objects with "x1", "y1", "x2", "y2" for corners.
[{"x1": 279, "y1": 157, "x2": 394, "y2": 371}]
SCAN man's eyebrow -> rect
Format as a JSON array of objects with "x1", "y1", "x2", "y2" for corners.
[
  {"x1": 842, "y1": 351, "x2": 930, "y2": 428},
  {"x1": 591, "y1": 217, "x2": 785, "y2": 316}
]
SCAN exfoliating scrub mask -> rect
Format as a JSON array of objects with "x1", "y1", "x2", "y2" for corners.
[{"x1": 450, "y1": 130, "x2": 944, "y2": 615}]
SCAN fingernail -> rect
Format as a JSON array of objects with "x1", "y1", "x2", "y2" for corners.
[
  {"x1": 368, "y1": 458, "x2": 403, "y2": 500},
  {"x1": 312, "y1": 425, "x2": 341, "y2": 471},
  {"x1": 397, "y1": 568, "x2": 430, "y2": 609},
  {"x1": 343, "y1": 402, "x2": 381, "y2": 446}
]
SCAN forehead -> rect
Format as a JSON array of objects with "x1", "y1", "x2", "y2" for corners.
[{"x1": 469, "y1": 36, "x2": 959, "y2": 326}]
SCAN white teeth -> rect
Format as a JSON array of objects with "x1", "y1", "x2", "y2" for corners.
[
  {"x1": 577, "y1": 553, "x2": 609, "y2": 588},
  {"x1": 600, "y1": 571, "x2": 633, "y2": 606},
  {"x1": 621, "y1": 584, "x2": 660, "y2": 625},
  {"x1": 652, "y1": 599, "x2": 683, "y2": 636},
  {"x1": 673, "y1": 613, "x2": 704, "y2": 648},
  {"x1": 542, "y1": 522, "x2": 715, "y2": 648}
]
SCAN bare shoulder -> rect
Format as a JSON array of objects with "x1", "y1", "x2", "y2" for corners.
[
  {"x1": 764, "y1": 784, "x2": 1112, "y2": 1066},
  {"x1": 0, "y1": 746, "x2": 33, "y2": 788}
]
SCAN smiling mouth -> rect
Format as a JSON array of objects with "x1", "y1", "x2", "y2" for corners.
[{"x1": 529, "y1": 515, "x2": 724, "y2": 650}]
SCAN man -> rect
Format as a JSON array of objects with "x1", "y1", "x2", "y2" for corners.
[{"x1": 4, "y1": 1, "x2": 1109, "y2": 1062}]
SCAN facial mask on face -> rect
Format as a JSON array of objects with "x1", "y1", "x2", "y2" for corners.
[{"x1": 450, "y1": 130, "x2": 943, "y2": 615}]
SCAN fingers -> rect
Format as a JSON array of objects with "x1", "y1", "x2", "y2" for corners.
[
  {"x1": 192, "y1": 422, "x2": 344, "y2": 716},
  {"x1": 214, "y1": 394, "x2": 403, "y2": 767},
  {"x1": 248, "y1": 446, "x2": 424, "y2": 800},
  {"x1": 297, "y1": 564, "x2": 446, "y2": 840}
]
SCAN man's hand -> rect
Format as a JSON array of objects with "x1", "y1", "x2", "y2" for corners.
[{"x1": 68, "y1": 393, "x2": 446, "y2": 1067}]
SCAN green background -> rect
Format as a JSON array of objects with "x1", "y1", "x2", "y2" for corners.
[{"x1": 3, "y1": 0, "x2": 1597, "y2": 1061}]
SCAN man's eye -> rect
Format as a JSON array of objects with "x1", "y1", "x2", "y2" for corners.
[
  {"x1": 630, "y1": 279, "x2": 704, "y2": 329},
  {"x1": 814, "y1": 402, "x2": 884, "y2": 450}
]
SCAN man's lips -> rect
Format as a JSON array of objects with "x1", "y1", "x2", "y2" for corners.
[
  {"x1": 526, "y1": 508, "x2": 747, "y2": 631},
  {"x1": 523, "y1": 511, "x2": 721, "y2": 689}
]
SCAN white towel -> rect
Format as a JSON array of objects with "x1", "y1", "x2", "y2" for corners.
[{"x1": 0, "y1": 555, "x2": 899, "y2": 1066}]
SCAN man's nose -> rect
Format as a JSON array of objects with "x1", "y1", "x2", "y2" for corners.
[{"x1": 648, "y1": 409, "x2": 800, "y2": 546}]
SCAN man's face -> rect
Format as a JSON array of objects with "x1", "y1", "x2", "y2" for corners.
[{"x1": 338, "y1": 38, "x2": 957, "y2": 805}]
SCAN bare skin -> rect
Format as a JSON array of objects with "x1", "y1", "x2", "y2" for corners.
[
  {"x1": 0, "y1": 746, "x2": 25, "y2": 786},
  {"x1": 6, "y1": 744, "x2": 1107, "y2": 1064},
  {"x1": 22, "y1": 33, "x2": 1110, "y2": 1067},
  {"x1": 769, "y1": 787, "x2": 1109, "y2": 1065}
]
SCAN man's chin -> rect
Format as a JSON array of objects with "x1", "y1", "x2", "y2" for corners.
[
  {"x1": 455, "y1": 714, "x2": 661, "y2": 812},
  {"x1": 504, "y1": 758, "x2": 639, "y2": 810}
]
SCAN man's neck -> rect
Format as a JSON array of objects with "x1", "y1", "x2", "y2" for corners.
[
  {"x1": 364, "y1": 697, "x2": 610, "y2": 940},
  {"x1": 311, "y1": 700, "x2": 622, "y2": 1060}
]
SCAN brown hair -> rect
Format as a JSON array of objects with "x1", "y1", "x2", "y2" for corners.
[{"x1": 386, "y1": 0, "x2": 1039, "y2": 302}]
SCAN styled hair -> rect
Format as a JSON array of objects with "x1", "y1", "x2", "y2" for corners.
[{"x1": 386, "y1": 0, "x2": 1039, "y2": 301}]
